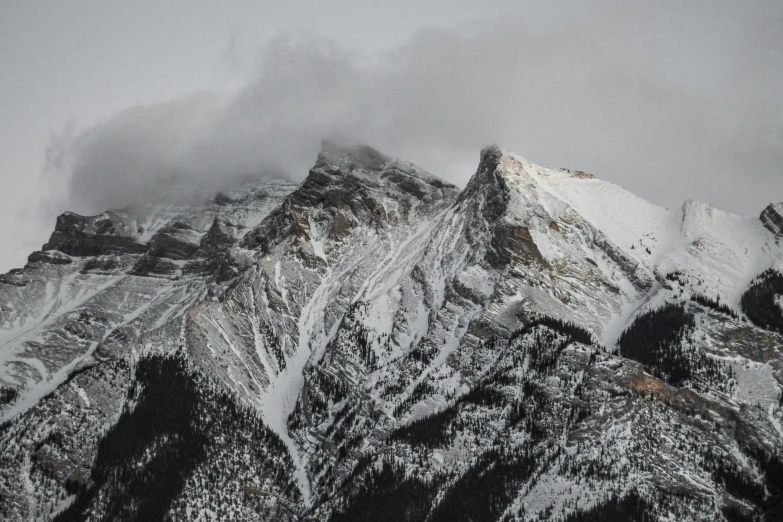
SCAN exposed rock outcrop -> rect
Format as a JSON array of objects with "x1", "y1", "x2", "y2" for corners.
[
  {"x1": 761, "y1": 202, "x2": 783, "y2": 237},
  {"x1": 42, "y1": 211, "x2": 147, "y2": 257}
]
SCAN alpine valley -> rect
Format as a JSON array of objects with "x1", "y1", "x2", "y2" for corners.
[{"x1": 1, "y1": 140, "x2": 783, "y2": 521}]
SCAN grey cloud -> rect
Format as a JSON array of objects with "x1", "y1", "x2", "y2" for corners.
[{"x1": 46, "y1": 1, "x2": 783, "y2": 220}]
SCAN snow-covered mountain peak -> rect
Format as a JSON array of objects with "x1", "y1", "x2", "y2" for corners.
[
  {"x1": 314, "y1": 138, "x2": 454, "y2": 191},
  {"x1": 676, "y1": 198, "x2": 760, "y2": 243},
  {"x1": 240, "y1": 141, "x2": 458, "y2": 261},
  {"x1": 315, "y1": 138, "x2": 391, "y2": 172},
  {"x1": 2, "y1": 142, "x2": 783, "y2": 522},
  {"x1": 441, "y1": 146, "x2": 783, "y2": 345},
  {"x1": 460, "y1": 146, "x2": 660, "y2": 262}
]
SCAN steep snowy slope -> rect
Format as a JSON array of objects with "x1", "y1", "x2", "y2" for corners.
[
  {"x1": 1, "y1": 141, "x2": 782, "y2": 522},
  {"x1": 302, "y1": 148, "x2": 783, "y2": 522},
  {"x1": 0, "y1": 180, "x2": 295, "y2": 423},
  {"x1": 273, "y1": 148, "x2": 783, "y2": 522},
  {"x1": 526, "y1": 158, "x2": 781, "y2": 317},
  {"x1": 185, "y1": 140, "x2": 460, "y2": 505},
  {"x1": 0, "y1": 179, "x2": 300, "y2": 520}
]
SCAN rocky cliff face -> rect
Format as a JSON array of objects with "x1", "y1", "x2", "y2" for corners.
[
  {"x1": 1, "y1": 142, "x2": 782, "y2": 522},
  {"x1": 761, "y1": 202, "x2": 783, "y2": 239}
]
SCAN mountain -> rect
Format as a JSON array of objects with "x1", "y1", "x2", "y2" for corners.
[{"x1": 1, "y1": 140, "x2": 782, "y2": 521}]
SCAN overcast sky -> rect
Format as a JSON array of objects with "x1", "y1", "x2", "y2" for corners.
[{"x1": 1, "y1": 0, "x2": 781, "y2": 272}]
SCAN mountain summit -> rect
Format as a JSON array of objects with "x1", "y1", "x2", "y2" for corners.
[{"x1": 1, "y1": 143, "x2": 782, "y2": 521}]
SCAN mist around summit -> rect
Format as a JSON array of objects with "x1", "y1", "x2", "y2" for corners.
[{"x1": 45, "y1": 2, "x2": 783, "y2": 224}]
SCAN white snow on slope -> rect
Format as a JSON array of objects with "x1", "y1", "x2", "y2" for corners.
[{"x1": 513, "y1": 152, "x2": 781, "y2": 310}]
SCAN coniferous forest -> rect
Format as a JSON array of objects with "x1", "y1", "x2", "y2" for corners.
[
  {"x1": 617, "y1": 302, "x2": 733, "y2": 391},
  {"x1": 328, "y1": 461, "x2": 434, "y2": 522},
  {"x1": 741, "y1": 269, "x2": 783, "y2": 335},
  {"x1": 54, "y1": 355, "x2": 206, "y2": 522},
  {"x1": 617, "y1": 302, "x2": 695, "y2": 386},
  {"x1": 52, "y1": 354, "x2": 299, "y2": 522}
]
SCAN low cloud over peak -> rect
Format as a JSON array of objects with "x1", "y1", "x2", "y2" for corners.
[{"x1": 43, "y1": 2, "x2": 783, "y2": 226}]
